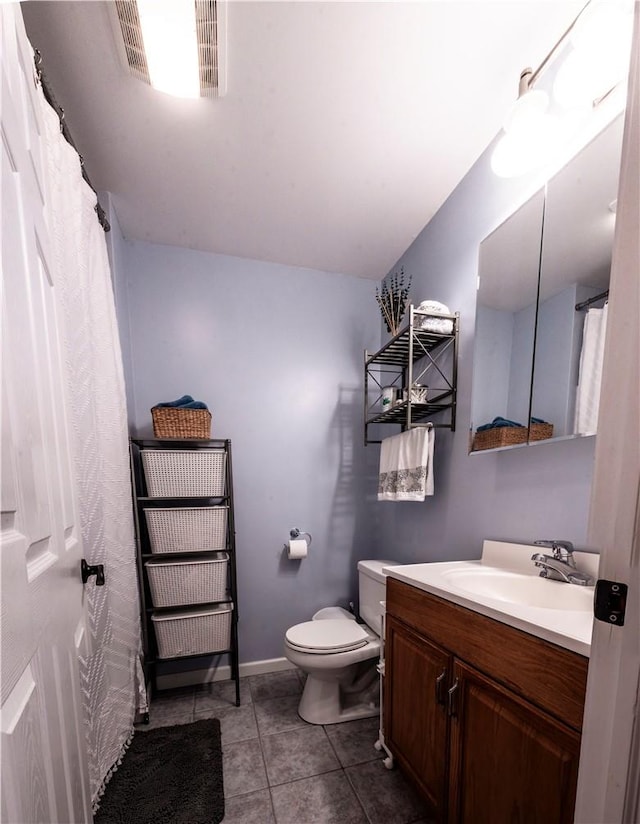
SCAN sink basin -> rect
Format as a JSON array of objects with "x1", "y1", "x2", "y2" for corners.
[{"x1": 440, "y1": 566, "x2": 594, "y2": 611}]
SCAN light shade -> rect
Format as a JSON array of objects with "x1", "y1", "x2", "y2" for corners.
[
  {"x1": 115, "y1": 0, "x2": 226, "y2": 99},
  {"x1": 137, "y1": 0, "x2": 200, "y2": 99}
]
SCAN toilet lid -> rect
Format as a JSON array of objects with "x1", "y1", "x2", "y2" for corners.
[{"x1": 286, "y1": 619, "x2": 369, "y2": 653}]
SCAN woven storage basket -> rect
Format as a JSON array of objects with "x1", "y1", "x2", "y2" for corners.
[
  {"x1": 529, "y1": 422, "x2": 554, "y2": 441},
  {"x1": 151, "y1": 406, "x2": 211, "y2": 439},
  {"x1": 472, "y1": 426, "x2": 527, "y2": 451},
  {"x1": 141, "y1": 449, "x2": 226, "y2": 497},
  {"x1": 472, "y1": 422, "x2": 554, "y2": 451},
  {"x1": 144, "y1": 507, "x2": 227, "y2": 553},
  {"x1": 151, "y1": 604, "x2": 232, "y2": 659},
  {"x1": 145, "y1": 553, "x2": 228, "y2": 607}
]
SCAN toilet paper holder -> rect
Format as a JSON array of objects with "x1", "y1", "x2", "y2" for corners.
[{"x1": 285, "y1": 527, "x2": 313, "y2": 549}]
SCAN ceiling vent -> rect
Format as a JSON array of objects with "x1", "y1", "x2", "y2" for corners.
[{"x1": 113, "y1": 0, "x2": 227, "y2": 98}]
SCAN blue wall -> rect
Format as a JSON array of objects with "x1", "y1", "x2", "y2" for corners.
[
  {"x1": 111, "y1": 132, "x2": 603, "y2": 665},
  {"x1": 374, "y1": 137, "x2": 596, "y2": 566},
  {"x1": 113, "y1": 240, "x2": 381, "y2": 662}
]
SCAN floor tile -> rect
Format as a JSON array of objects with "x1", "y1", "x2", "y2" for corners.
[
  {"x1": 262, "y1": 725, "x2": 340, "y2": 786},
  {"x1": 346, "y1": 759, "x2": 429, "y2": 824},
  {"x1": 222, "y1": 788, "x2": 276, "y2": 823},
  {"x1": 254, "y1": 694, "x2": 308, "y2": 737},
  {"x1": 324, "y1": 716, "x2": 380, "y2": 768},
  {"x1": 144, "y1": 690, "x2": 195, "y2": 729},
  {"x1": 199, "y1": 702, "x2": 258, "y2": 745},
  {"x1": 223, "y1": 738, "x2": 269, "y2": 799},
  {"x1": 194, "y1": 677, "x2": 251, "y2": 714},
  {"x1": 248, "y1": 669, "x2": 302, "y2": 703},
  {"x1": 270, "y1": 770, "x2": 367, "y2": 824}
]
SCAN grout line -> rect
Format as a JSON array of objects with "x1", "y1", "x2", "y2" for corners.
[{"x1": 343, "y1": 764, "x2": 374, "y2": 824}]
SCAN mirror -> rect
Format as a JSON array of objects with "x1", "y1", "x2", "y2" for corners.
[
  {"x1": 531, "y1": 114, "x2": 623, "y2": 441},
  {"x1": 470, "y1": 115, "x2": 624, "y2": 453}
]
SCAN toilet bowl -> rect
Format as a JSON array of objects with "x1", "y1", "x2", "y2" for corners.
[{"x1": 283, "y1": 560, "x2": 396, "y2": 725}]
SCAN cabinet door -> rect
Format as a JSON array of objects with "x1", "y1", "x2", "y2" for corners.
[
  {"x1": 448, "y1": 660, "x2": 580, "y2": 824},
  {"x1": 385, "y1": 615, "x2": 451, "y2": 818}
]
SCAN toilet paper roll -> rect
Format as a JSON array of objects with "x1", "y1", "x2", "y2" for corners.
[{"x1": 288, "y1": 538, "x2": 308, "y2": 559}]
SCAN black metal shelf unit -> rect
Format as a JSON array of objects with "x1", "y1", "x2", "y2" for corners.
[
  {"x1": 364, "y1": 305, "x2": 459, "y2": 445},
  {"x1": 130, "y1": 438, "x2": 240, "y2": 710}
]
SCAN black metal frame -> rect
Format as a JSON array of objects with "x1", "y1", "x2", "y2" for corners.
[
  {"x1": 364, "y1": 306, "x2": 459, "y2": 445},
  {"x1": 129, "y1": 438, "x2": 241, "y2": 713}
]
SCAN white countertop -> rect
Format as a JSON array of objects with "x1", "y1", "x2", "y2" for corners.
[{"x1": 383, "y1": 541, "x2": 598, "y2": 657}]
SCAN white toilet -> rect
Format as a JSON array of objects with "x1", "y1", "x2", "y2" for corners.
[{"x1": 283, "y1": 560, "x2": 396, "y2": 725}]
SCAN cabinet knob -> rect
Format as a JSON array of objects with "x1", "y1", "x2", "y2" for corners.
[
  {"x1": 447, "y1": 678, "x2": 460, "y2": 717},
  {"x1": 435, "y1": 669, "x2": 448, "y2": 706}
]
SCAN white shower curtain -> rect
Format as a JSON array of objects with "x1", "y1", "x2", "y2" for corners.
[
  {"x1": 39, "y1": 87, "x2": 143, "y2": 808},
  {"x1": 574, "y1": 304, "x2": 609, "y2": 435}
]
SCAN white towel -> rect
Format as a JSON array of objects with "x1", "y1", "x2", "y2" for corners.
[
  {"x1": 378, "y1": 427, "x2": 435, "y2": 501},
  {"x1": 574, "y1": 304, "x2": 608, "y2": 435}
]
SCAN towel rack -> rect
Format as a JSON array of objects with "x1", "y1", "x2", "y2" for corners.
[{"x1": 575, "y1": 289, "x2": 608, "y2": 311}]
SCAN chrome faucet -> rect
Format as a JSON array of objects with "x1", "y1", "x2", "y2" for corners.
[{"x1": 531, "y1": 540, "x2": 595, "y2": 586}]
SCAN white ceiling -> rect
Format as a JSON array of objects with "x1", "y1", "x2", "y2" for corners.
[{"x1": 21, "y1": 0, "x2": 585, "y2": 280}]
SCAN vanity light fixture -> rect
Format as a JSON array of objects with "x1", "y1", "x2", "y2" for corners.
[
  {"x1": 114, "y1": 0, "x2": 227, "y2": 99},
  {"x1": 491, "y1": 0, "x2": 633, "y2": 178}
]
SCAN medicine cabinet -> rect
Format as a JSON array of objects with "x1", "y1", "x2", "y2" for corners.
[{"x1": 470, "y1": 114, "x2": 624, "y2": 453}]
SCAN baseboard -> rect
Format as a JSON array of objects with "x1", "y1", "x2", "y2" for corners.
[{"x1": 155, "y1": 657, "x2": 296, "y2": 691}]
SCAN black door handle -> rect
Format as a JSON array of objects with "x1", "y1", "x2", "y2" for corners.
[{"x1": 81, "y1": 559, "x2": 105, "y2": 586}]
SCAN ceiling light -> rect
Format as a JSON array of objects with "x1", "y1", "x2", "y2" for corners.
[
  {"x1": 114, "y1": 0, "x2": 227, "y2": 99},
  {"x1": 491, "y1": 0, "x2": 633, "y2": 178},
  {"x1": 137, "y1": 0, "x2": 199, "y2": 98}
]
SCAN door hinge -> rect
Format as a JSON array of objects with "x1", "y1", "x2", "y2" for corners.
[{"x1": 594, "y1": 579, "x2": 627, "y2": 626}]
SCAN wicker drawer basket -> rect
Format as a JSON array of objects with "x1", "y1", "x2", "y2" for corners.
[
  {"x1": 145, "y1": 553, "x2": 228, "y2": 607},
  {"x1": 151, "y1": 406, "x2": 211, "y2": 439},
  {"x1": 144, "y1": 507, "x2": 228, "y2": 553},
  {"x1": 141, "y1": 449, "x2": 226, "y2": 497},
  {"x1": 151, "y1": 604, "x2": 233, "y2": 659},
  {"x1": 472, "y1": 422, "x2": 554, "y2": 451}
]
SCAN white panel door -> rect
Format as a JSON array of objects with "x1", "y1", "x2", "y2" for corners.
[{"x1": 1, "y1": 5, "x2": 92, "y2": 823}]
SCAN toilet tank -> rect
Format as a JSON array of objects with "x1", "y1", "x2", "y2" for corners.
[{"x1": 357, "y1": 560, "x2": 397, "y2": 636}]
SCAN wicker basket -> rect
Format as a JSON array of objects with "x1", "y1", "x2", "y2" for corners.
[
  {"x1": 529, "y1": 422, "x2": 554, "y2": 441},
  {"x1": 472, "y1": 426, "x2": 527, "y2": 451},
  {"x1": 145, "y1": 553, "x2": 228, "y2": 607},
  {"x1": 144, "y1": 506, "x2": 228, "y2": 553},
  {"x1": 151, "y1": 604, "x2": 232, "y2": 659},
  {"x1": 141, "y1": 449, "x2": 226, "y2": 497},
  {"x1": 472, "y1": 422, "x2": 554, "y2": 451},
  {"x1": 151, "y1": 406, "x2": 211, "y2": 439}
]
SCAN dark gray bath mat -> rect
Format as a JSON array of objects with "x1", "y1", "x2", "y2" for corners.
[{"x1": 94, "y1": 719, "x2": 223, "y2": 824}]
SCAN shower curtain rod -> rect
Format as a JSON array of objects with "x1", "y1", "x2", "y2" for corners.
[
  {"x1": 33, "y1": 50, "x2": 111, "y2": 233},
  {"x1": 575, "y1": 289, "x2": 609, "y2": 311}
]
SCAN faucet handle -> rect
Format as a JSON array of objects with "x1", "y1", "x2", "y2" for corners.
[{"x1": 534, "y1": 540, "x2": 575, "y2": 565}]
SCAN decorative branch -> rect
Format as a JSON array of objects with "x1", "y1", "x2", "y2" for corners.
[{"x1": 375, "y1": 267, "x2": 412, "y2": 335}]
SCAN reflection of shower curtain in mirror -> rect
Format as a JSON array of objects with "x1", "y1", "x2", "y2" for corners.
[{"x1": 574, "y1": 304, "x2": 609, "y2": 435}]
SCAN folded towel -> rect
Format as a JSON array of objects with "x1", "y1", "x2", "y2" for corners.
[
  {"x1": 156, "y1": 395, "x2": 194, "y2": 407},
  {"x1": 155, "y1": 395, "x2": 209, "y2": 410},
  {"x1": 476, "y1": 416, "x2": 525, "y2": 432},
  {"x1": 378, "y1": 427, "x2": 434, "y2": 502}
]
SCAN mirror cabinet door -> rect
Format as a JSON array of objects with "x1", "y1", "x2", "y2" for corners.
[
  {"x1": 470, "y1": 189, "x2": 545, "y2": 452},
  {"x1": 531, "y1": 115, "x2": 624, "y2": 443}
]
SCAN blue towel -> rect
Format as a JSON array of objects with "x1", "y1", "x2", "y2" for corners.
[
  {"x1": 155, "y1": 395, "x2": 209, "y2": 411},
  {"x1": 477, "y1": 416, "x2": 548, "y2": 432},
  {"x1": 476, "y1": 417, "x2": 525, "y2": 432}
]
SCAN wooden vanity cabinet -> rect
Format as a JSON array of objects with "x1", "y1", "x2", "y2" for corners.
[
  {"x1": 384, "y1": 578, "x2": 588, "y2": 824},
  {"x1": 385, "y1": 615, "x2": 451, "y2": 815}
]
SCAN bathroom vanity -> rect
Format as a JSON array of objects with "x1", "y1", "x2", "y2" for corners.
[{"x1": 383, "y1": 544, "x2": 596, "y2": 823}]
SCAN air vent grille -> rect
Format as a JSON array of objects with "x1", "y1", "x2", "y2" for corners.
[
  {"x1": 196, "y1": 1, "x2": 220, "y2": 97},
  {"x1": 114, "y1": 1, "x2": 150, "y2": 85},
  {"x1": 114, "y1": 0, "x2": 226, "y2": 97}
]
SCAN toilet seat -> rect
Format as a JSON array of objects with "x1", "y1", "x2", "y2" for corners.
[{"x1": 285, "y1": 619, "x2": 370, "y2": 654}]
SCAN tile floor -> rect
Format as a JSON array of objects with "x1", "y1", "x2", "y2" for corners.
[{"x1": 140, "y1": 669, "x2": 432, "y2": 824}]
